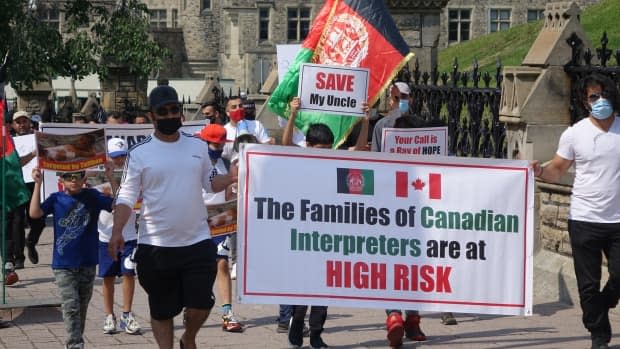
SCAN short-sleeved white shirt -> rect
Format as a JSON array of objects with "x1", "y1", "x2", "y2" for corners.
[
  {"x1": 556, "y1": 116, "x2": 620, "y2": 222},
  {"x1": 115, "y1": 132, "x2": 215, "y2": 247}
]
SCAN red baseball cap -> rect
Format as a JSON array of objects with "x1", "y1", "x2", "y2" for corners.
[{"x1": 199, "y1": 124, "x2": 227, "y2": 144}]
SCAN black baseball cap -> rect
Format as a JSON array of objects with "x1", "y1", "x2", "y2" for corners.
[{"x1": 149, "y1": 85, "x2": 180, "y2": 110}]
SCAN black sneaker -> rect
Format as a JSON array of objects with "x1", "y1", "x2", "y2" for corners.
[
  {"x1": 14, "y1": 260, "x2": 25, "y2": 270},
  {"x1": 591, "y1": 338, "x2": 609, "y2": 349},
  {"x1": 440, "y1": 312, "x2": 457, "y2": 325},
  {"x1": 26, "y1": 243, "x2": 39, "y2": 264},
  {"x1": 310, "y1": 333, "x2": 329, "y2": 349},
  {"x1": 288, "y1": 319, "x2": 304, "y2": 348}
]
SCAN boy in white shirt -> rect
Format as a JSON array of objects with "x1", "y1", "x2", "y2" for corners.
[{"x1": 98, "y1": 138, "x2": 141, "y2": 335}]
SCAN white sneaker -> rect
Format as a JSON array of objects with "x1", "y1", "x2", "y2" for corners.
[
  {"x1": 120, "y1": 312, "x2": 141, "y2": 334},
  {"x1": 103, "y1": 314, "x2": 116, "y2": 334},
  {"x1": 230, "y1": 263, "x2": 237, "y2": 280}
]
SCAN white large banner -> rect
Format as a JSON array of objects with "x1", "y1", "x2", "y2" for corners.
[
  {"x1": 39, "y1": 121, "x2": 207, "y2": 201},
  {"x1": 237, "y1": 144, "x2": 534, "y2": 316}
]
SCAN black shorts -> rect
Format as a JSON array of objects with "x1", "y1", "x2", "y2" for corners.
[{"x1": 134, "y1": 239, "x2": 217, "y2": 320}]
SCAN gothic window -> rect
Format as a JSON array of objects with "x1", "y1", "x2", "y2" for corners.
[
  {"x1": 259, "y1": 7, "x2": 270, "y2": 41},
  {"x1": 41, "y1": 8, "x2": 60, "y2": 31},
  {"x1": 287, "y1": 7, "x2": 310, "y2": 42},
  {"x1": 202, "y1": 0, "x2": 211, "y2": 11},
  {"x1": 489, "y1": 9, "x2": 511, "y2": 33},
  {"x1": 448, "y1": 9, "x2": 471, "y2": 43},
  {"x1": 150, "y1": 9, "x2": 167, "y2": 28},
  {"x1": 527, "y1": 9, "x2": 545, "y2": 22}
]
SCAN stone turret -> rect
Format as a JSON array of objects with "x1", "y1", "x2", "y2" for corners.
[{"x1": 500, "y1": 1, "x2": 596, "y2": 305}]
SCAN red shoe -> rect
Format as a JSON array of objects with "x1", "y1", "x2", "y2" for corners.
[
  {"x1": 222, "y1": 312, "x2": 244, "y2": 333},
  {"x1": 5, "y1": 271, "x2": 18, "y2": 286},
  {"x1": 386, "y1": 311, "x2": 404, "y2": 347},
  {"x1": 404, "y1": 314, "x2": 426, "y2": 341}
]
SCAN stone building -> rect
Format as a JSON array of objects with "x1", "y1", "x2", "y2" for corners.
[
  {"x1": 440, "y1": 0, "x2": 599, "y2": 47},
  {"x1": 143, "y1": 0, "x2": 450, "y2": 97},
  {"x1": 32, "y1": 0, "x2": 602, "y2": 106}
]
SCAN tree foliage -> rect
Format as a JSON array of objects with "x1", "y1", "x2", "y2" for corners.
[{"x1": 0, "y1": 0, "x2": 167, "y2": 89}]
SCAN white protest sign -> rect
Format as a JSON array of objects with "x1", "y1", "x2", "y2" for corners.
[
  {"x1": 237, "y1": 144, "x2": 534, "y2": 316},
  {"x1": 382, "y1": 126, "x2": 448, "y2": 156},
  {"x1": 38, "y1": 121, "x2": 206, "y2": 201},
  {"x1": 276, "y1": 44, "x2": 301, "y2": 83},
  {"x1": 13, "y1": 134, "x2": 36, "y2": 183},
  {"x1": 298, "y1": 63, "x2": 369, "y2": 117}
]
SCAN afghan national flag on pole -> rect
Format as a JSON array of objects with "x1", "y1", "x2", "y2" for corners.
[
  {"x1": 268, "y1": 0, "x2": 414, "y2": 148},
  {"x1": 0, "y1": 98, "x2": 30, "y2": 212}
]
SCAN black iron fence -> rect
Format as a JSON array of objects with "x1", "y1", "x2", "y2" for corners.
[
  {"x1": 564, "y1": 31, "x2": 620, "y2": 125},
  {"x1": 395, "y1": 59, "x2": 506, "y2": 158}
]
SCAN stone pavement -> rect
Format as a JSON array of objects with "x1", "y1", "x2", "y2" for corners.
[{"x1": 1, "y1": 227, "x2": 619, "y2": 348}]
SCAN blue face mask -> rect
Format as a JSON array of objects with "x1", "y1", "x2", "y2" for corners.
[
  {"x1": 591, "y1": 98, "x2": 614, "y2": 120},
  {"x1": 208, "y1": 148, "x2": 223, "y2": 160},
  {"x1": 399, "y1": 100, "x2": 409, "y2": 114}
]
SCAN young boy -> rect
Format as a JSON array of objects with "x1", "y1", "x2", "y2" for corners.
[
  {"x1": 29, "y1": 167, "x2": 115, "y2": 349},
  {"x1": 198, "y1": 124, "x2": 244, "y2": 333},
  {"x1": 98, "y1": 138, "x2": 141, "y2": 334},
  {"x1": 283, "y1": 97, "x2": 369, "y2": 349}
]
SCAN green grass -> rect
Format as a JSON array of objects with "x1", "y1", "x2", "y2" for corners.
[{"x1": 437, "y1": 0, "x2": 620, "y2": 74}]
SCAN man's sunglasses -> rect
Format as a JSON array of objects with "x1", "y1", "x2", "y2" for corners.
[
  {"x1": 155, "y1": 105, "x2": 181, "y2": 116},
  {"x1": 61, "y1": 172, "x2": 85, "y2": 181}
]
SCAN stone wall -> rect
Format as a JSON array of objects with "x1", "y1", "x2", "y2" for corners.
[
  {"x1": 151, "y1": 28, "x2": 185, "y2": 78},
  {"x1": 100, "y1": 67, "x2": 147, "y2": 113},
  {"x1": 537, "y1": 186, "x2": 572, "y2": 256}
]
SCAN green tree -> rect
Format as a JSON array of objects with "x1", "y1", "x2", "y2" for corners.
[{"x1": 0, "y1": 0, "x2": 167, "y2": 88}]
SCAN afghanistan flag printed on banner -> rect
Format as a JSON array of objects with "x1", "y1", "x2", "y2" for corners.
[
  {"x1": 0, "y1": 99, "x2": 30, "y2": 212},
  {"x1": 268, "y1": 0, "x2": 414, "y2": 147},
  {"x1": 337, "y1": 168, "x2": 374, "y2": 195}
]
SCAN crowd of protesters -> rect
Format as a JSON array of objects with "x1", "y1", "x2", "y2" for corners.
[{"x1": 1, "y1": 82, "x2": 441, "y2": 349}]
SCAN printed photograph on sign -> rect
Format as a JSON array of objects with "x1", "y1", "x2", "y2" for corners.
[
  {"x1": 207, "y1": 199, "x2": 238, "y2": 237},
  {"x1": 36, "y1": 129, "x2": 106, "y2": 171},
  {"x1": 298, "y1": 63, "x2": 369, "y2": 117}
]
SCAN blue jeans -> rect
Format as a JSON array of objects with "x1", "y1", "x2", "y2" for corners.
[
  {"x1": 278, "y1": 304, "x2": 293, "y2": 324},
  {"x1": 54, "y1": 266, "x2": 96, "y2": 349}
]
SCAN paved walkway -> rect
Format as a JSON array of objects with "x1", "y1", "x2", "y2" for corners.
[{"x1": 1, "y1": 227, "x2": 619, "y2": 348}]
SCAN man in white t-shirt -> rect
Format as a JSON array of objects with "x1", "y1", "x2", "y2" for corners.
[
  {"x1": 222, "y1": 96, "x2": 274, "y2": 160},
  {"x1": 532, "y1": 73, "x2": 620, "y2": 349},
  {"x1": 109, "y1": 85, "x2": 236, "y2": 349}
]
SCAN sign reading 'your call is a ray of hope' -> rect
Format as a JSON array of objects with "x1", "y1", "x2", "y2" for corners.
[
  {"x1": 236, "y1": 144, "x2": 534, "y2": 316},
  {"x1": 298, "y1": 63, "x2": 369, "y2": 117}
]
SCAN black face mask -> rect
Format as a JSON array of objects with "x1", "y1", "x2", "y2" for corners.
[{"x1": 155, "y1": 117, "x2": 182, "y2": 135}]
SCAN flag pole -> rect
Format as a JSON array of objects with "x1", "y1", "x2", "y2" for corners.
[
  {"x1": 1, "y1": 100, "x2": 7, "y2": 304},
  {"x1": 1, "y1": 50, "x2": 9, "y2": 303}
]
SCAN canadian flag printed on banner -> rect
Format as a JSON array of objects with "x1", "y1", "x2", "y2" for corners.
[{"x1": 395, "y1": 171, "x2": 442, "y2": 199}]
